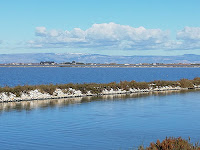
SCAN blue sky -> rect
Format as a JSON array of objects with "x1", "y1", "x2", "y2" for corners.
[{"x1": 0, "y1": 0, "x2": 200, "y2": 55}]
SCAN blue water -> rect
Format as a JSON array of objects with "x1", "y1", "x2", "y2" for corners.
[
  {"x1": 0, "y1": 91, "x2": 200, "y2": 149},
  {"x1": 0, "y1": 67, "x2": 200, "y2": 149},
  {"x1": 0, "y1": 67, "x2": 200, "y2": 87}
]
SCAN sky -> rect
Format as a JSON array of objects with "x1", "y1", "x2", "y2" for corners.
[{"x1": 0, "y1": 0, "x2": 200, "y2": 56}]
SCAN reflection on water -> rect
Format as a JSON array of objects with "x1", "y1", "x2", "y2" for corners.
[
  {"x1": 1, "y1": 89, "x2": 200, "y2": 150},
  {"x1": 0, "y1": 89, "x2": 197, "y2": 112}
]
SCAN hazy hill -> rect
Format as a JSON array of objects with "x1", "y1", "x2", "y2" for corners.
[{"x1": 0, "y1": 53, "x2": 199, "y2": 64}]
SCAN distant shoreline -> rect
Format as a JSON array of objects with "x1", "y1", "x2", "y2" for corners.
[{"x1": 0, "y1": 64, "x2": 200, "y2": 68}]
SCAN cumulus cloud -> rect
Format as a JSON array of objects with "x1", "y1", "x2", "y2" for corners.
[
  {"x1": 35, "y1": 27, "x2": 47, "y2": 36},
  {"x1": 176, "y1": 27, "x2": 200, "y2": 50},
  {"x1": 28, "y1": 23, "x2": 200, "y2": 51},
  {"x1": 28, "y1": 23, "x2": 170, "y2": 50},
  {"x1": 177, "y1": 27, "x2": 200, "y2": 41}
]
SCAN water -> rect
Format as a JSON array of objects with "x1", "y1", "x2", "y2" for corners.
[
  {"x1": 0, "y1": 67, "x2": 200, "y2": 149},
  {"x1": 0, "y1": 67, "x2": 200, "y2": 87},
  {"x1": 0, "y1": 90, "x2": 200, "y2": 150}
]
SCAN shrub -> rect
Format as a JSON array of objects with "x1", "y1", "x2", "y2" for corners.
[
  {"x1": 0, "y1": 78, "x2": 199, "y2": 97},
  {"x1": 135, "y1": 82, "x2": 149, "y2": 89},
  {"x1": 179, "y1": 79, "x2": 194, "y2": 88},
  {"x1": 119, "y1": 81, "x2": 130, "y2": 91},
  {"x1": 107, "y1": 82, "x2": 118, "y2": 90},
  {"x1": 192, "y1": 77, "x2": 200, "y2": 86},
  {"x1": 150, "y1": 80, "x2": 179, "y2": 87},
  {"x1": 37, "y1": 84, "x2": 57, "y2": 95},
  {"x1": 139, "y1": 137, "x2": 200, "y2": 150}
]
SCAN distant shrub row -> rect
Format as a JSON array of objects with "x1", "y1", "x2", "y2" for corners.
[
  {"x1": 0, "y1": 77, "x2": 200, "y2": 97},
  {"x1": 138, "y1": 137, "x2": 200, "y2": 150}
]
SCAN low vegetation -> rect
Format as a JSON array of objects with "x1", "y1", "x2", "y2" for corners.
[
  {"x1": 0, "y1": 77, "x2": 199, "y2": 97},
  {"x1": 138, "y1": 137, "x2": 200, "y2": 150}
]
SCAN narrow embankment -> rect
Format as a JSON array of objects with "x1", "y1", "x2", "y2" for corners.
[{"x1": 1, "y1": 78, "x2": 200, "y2": 102}]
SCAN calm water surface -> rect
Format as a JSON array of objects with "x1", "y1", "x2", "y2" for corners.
[
  {"x1": 0, "y1": 67, "x2": 200, "y2": 86},
  {"x1": 0, "y1": 68, "x2": 200, "y2": 149},
  {"x1": 0, "y1": 90, "x2": 200, "y2": 150}
]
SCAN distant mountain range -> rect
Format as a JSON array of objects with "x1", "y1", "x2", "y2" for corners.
[{"x1": 0, "y1": 53, "x2": 200, "y2": 64}]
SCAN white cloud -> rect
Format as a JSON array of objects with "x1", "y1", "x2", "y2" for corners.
[
  {"x1": 49, "y1": 30, "x2": 60, "y2": 37},
  {"x1": 177, "y1": 27, "x2": 200, "y2": 41},
  {"x1": 35, "y1": 27, "x2": 47, "y2": 36},
  {"x1": 28, "y1": 22, "x2": 170, "y2": 50},
  {"x1": 176, "y1": 27, "x2": 200, "y2": 50},
  {"x1": 85, "y1": 23, "x2": 169, "y2": 49},
  {"x1": 28, "y1": 23, "x2": 200, "y2": 51}
]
